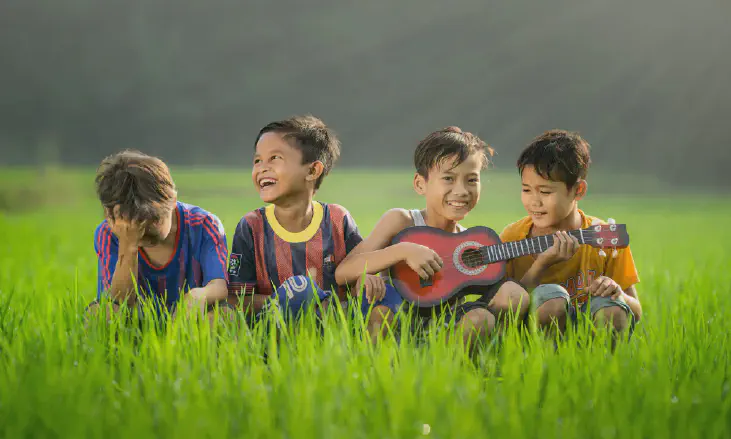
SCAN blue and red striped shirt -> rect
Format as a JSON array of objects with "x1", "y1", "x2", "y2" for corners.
[
  {"x1": 94, "y1": 201, "x2": 228, "y2": 310},
  {"x1": 227, "y1": 202, "x2": 362, "y2": 300}
]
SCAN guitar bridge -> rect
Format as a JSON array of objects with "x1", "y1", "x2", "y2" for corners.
[{"x1": 420, "y1": 277, "x2": 433, "y2": 288}]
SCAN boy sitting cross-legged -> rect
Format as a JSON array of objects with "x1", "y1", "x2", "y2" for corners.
[
  {"x1": 88, "y1": 150, "x2": 231, "y2": 326},
  {"x1": 227, "y1": 115, "x2": 402, "y2": 340},
  {"x1": 335, "y1": 127, "x2": 529, "y2": 354},
  {"x1": 500, "y1": 129, "x2": 643, "y2": 340}
]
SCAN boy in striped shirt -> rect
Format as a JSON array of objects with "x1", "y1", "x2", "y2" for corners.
[
  {"x1": 228, "y1": 116, "x2": 401, "y2": 340},
  {"x1": 89, "y1": 150, "x2": 230, "y2": 323}
]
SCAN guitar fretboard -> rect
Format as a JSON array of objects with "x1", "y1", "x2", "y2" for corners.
[{"x1": 479, "y1": 229, "x2": 589, "y2": 264}]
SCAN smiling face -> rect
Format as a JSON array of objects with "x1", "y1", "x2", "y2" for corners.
[
  {"x1": 414, "y1": 152, "x2": 483, "y2": 224},
  {"x1": 252, "y1": 132, "x2": 318, "y2": 204},
  {"x1": 520, "y1": 165, "x2": 586, "y2": 230}
]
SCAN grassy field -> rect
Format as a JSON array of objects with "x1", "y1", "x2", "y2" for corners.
[{"x1": 0, "y1": 167, "x2": 729, "y2": 438}]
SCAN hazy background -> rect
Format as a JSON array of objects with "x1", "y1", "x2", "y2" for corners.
[{"x1": 1, "y1": 0, "x2": 730, "y2": 188}]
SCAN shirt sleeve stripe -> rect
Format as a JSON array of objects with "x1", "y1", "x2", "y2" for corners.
[
  {"x1": 100, "y1": 223, "x2": 113, "y2": 290},
  {"x1": 187, "y1": 214, "x2": 225, "y2": 262},
  {"x1": 200, "y1": 216, "x2": 228, "y2": 275}
]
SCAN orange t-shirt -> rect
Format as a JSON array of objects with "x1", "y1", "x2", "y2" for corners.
[{"x1": 499, "y1": 209, "x2": 639, "y2": 303}]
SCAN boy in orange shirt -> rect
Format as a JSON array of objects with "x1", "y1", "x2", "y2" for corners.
[{"x1": 500, "y1": 130, "x2": 642, "y2": 336}]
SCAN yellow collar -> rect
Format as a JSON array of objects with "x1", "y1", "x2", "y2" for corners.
[{"x1": 265, "y1": 202, "x2": 323, "y2": 243}]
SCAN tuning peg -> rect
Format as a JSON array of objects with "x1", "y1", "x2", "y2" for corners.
[
  {"x1": 598, "y1": 249, "x2": 607, "y2": 257},
  {"x1": 612, "y1": 248, "x2": 618, "y2": 258},
  {"x1": 592, "y1": 219, "x2": 601, "y2": 226},
  {"x1": 607, "y1": 218, "x2": 616, "y2": 225}
]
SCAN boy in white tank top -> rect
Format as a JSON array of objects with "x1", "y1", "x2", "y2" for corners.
[
  {"x1": 410, "y1": 209, "x2": 465, "y2": 231},
  {"x1": 336, "y1": 127, "x2": 529, "y2": 354}
]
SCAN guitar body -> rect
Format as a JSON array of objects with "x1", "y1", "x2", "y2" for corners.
[{"x1": 389, "y1": 226, "x2": 506, "y2": 307}]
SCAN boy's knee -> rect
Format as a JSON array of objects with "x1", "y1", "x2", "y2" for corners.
[
  {"x1": 490, "y1": 281, "x2": 530, "y2": 316},
  {"x1": 532, "y1": 284, "x2": 569, "y2": 310},
  {"x1": 594, "y1": 305, "x2": 629, "y2": 332},
  {"x1": 536, "y1": 298, "x2": 568, "y2": 325},
  {"x1": 207, "y1": 302, "x2": 238, "y2": 327},
  {"x1": 86, "y1": 301, "x2": 101, "y2": 314},
  {"x1": 84, "y1": 300, "x2": 125, "y2": 328},
  {"x1": 368, "y1": 305, "x2": 394, "y2": 325},
  {"x1": 85, "y1": 300, "x2": 121, "y2": 316},
  {"x1": 461, "y1": 307, "x2": 495, "y2": 338},
  {"x1": 365, "y1": 305, "x2": 396, "y2": 342}
]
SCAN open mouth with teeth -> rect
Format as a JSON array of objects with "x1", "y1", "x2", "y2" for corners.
[
  {"x1": 258, "y1": 177, "x2": 277, "y2": 189},
  {"x1": 447, "y1": 201, "x2": 469, "y2": 209}
]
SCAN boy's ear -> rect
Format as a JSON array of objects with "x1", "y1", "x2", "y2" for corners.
[
  {"x1": 169, "y1": 195, "x2": 178, "y2": 217},
  {"x1": 413, "y1": 173, "x2": 427, "y2": 195},
  {"x1": 573, "y1": 179, "x2": 588, "y2": 200},
  {"x1": 306, "y1": 161, "x2": 325, "y2": 183}
]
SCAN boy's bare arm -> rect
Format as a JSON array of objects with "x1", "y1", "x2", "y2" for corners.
[
  {"x1": 335, "y1": 209, "x2": 443, "y2": 285},
  {"x1": 621, "y1": 285, "x2": 642, "y2": 321},
  {"x1": 519, "y1": 231, "x2": 579, "y2": 289},
  {"x1": 107, "y1": 209, "x2": 146, "y2": 306},
  {"x1": 335, "y1": 209, "x2": 412, "y2": 284},
  {"x1": 519, "y1": 262, "x2": 548, "y2": 290},
  {"x1": 185, "y1": 279, "x2": 228, "y2": 307},
  {"x1": 109, "y1": 246, "x2": 140, "y2": 305}
]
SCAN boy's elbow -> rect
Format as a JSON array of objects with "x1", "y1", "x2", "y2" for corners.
[
  {"x1": 335, "y1": 260, "x2": 362, "y2": 286},
  {"x1": 334, "y1": 266, "x2": 349, "y2": 286},
  {"x1": 207, "y1": 278, "x2": 229, "y2": 300}
]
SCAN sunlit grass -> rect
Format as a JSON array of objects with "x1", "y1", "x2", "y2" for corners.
[{"x1": 0, "y1": 168, "x2": 729, "y2": 438}]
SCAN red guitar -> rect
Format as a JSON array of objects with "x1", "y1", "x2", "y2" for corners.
[{"x1": 389, "y1": 220, "x2": 630, "y2": 307}]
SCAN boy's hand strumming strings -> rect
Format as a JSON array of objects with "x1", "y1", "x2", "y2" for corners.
[{"x1": 399, "y1": 242, "x2": 443, "y2": 279}]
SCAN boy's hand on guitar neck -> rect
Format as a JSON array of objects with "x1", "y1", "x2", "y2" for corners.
[
  {"x1": 534, "y1": 231, "x2": 580, "y2": 269},
  {"x1": 398, "y1": 242, "x2": 443, "y2": 280}
]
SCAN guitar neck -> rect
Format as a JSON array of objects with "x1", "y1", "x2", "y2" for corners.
[{"x1": 480, "y1": 229, "x2": 587, "y2": 263}]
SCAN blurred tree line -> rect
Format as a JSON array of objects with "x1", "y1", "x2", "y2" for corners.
[{"x1": 0, "y1": 0, "x2": 729, "y2": 187}]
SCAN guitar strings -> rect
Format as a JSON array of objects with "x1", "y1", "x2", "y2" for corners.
[
  {"x1": 476, "y1": 234, "x2": 598, "y2": 265},
  {"x1": 409, "y1": 232, "x2": 603, "y2": 271},
  {"x1": 399, "y1": 228, "x2": 623, "y2": 280}
]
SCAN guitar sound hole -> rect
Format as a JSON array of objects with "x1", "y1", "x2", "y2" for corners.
[{"x1": 461, "y1": 248, "x2": 484, "y2": 268}]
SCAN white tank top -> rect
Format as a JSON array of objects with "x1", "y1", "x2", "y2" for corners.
[
  {"x1": 409, "y1": 209, "x2": 427, "y2": 226},
  {"x1": 409, "y1": 209, "x2": 466, "y2": 231}
]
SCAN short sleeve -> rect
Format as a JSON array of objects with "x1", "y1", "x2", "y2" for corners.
[
  {"x1": 604, "y1": 245, "x2": 640, "y2": 291},
  {"x1": 94, "y1": 222, "x2": 118, "y2": 299},
  {"x1": 199, "y1": 213, "x2": 229, "y2": 285},
  {"x1": 342, "y1": 209, "x2": 363, "y2": 254}
]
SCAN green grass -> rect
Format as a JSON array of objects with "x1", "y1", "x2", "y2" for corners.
[{"x1": 0, "y1": 168, "x2": 730, "y2": 438}]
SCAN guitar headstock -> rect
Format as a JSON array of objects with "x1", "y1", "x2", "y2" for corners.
[{"x1": 583, "y1": 218, "x2": 630, "y2": 257}]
